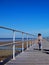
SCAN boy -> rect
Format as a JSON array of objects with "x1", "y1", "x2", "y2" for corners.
[{"x1": 38, "y1": 33, "x2": 42, "y2": 50}]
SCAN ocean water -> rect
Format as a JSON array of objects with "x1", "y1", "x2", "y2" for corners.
[
  {"x1": 0, "y1": 38, "x2": 35, "y2": 51},
  {"x1": 0, "y1": 46, "x2": 22, "y2": 51},
  {"x1": 0, "y1": 38, "x2": 24, "y2": 51},
  {"x1": 0, "y1": 38, "x2": 35, "y2": 42},
  {"x1": 0, "y1": 38, "x2": 22, "y2": 42}
]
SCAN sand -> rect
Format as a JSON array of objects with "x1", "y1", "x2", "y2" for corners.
[{"x1": 0, "y1": 40, "x2": 34, "y2": 62}]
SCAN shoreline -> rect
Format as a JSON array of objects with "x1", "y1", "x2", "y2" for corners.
[{"x1": 0, "y1": 40, "x2": 34, "y2": 63}]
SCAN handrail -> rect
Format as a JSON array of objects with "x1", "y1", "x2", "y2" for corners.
[
  {"x1": 0, "y1": 26, "x2": 34, "y2": 36},
  {"x1": 0, "y1": 26, "x2": 35, "y2": 60}
]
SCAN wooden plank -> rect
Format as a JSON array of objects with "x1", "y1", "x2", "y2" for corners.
[{"x1": 5, "y1": 41, "x2": 49, "y2": 65}]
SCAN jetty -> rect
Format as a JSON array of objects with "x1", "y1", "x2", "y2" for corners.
[
  {"x1": 6, "y1": 40, "x2": 49, "y2": 65},
  {"x1": 0, "y1": 26, "x2": 49, "y2": 65}
]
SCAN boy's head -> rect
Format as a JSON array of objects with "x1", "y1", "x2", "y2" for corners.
[{"x1": 38, "y1": 33, "x2": 41, "y2": 36}]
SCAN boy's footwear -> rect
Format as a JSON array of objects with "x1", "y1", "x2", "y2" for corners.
[{"x1": 39, "y1": 49, "x2": 41, "y2": 51}]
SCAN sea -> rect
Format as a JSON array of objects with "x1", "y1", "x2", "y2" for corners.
[
  {"x1": 0, "y1": 38, "x2": 35, "y2": 42},
  {"x1": 0, "y1": 38, "x2": 35, "y2": 51},
  {"x1": 0, "y1": 38, "x2": 22, "y2": 42}
]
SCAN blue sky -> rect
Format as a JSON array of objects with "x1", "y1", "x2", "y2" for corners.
[{"x1": 0, "y1": 0, "x2": 49, "y2": 37}]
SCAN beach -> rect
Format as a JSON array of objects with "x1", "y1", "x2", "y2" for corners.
[{"x1": 0, "y1": 40, "x2": 34, "y2": 63}]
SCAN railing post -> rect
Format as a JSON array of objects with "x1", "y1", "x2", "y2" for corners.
[
  {"x1": 26, "y1": 34, "x2": 28, "y2": 49},
  {"x1": 30, "y1": 37, "x2": 32, "y2": 47},
  {"x1": 32, "y1": 36, "x2": 33, "y2": 46},
  {"x1": 30, "y1": 36, "x2": 32, "y2": 47},
  {"x1": 13, "y1": 31, "x2": 15, "y2": 60},
  {"x1": 31, "y1": 36, "x2": 32, "y2": 46},
  {"x1": 22, "y1": 33, "x2": 24, "y2": 52}
]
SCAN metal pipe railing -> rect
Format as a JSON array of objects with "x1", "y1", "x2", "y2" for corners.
[
  {"x1": 0, "y1": 26, "x2": 34, "y2": 36},
  {"x1": 26, "y1": 34, "x2": 28, "y2": 49},
  {"x1": 0, "y1": 26, "x2": 35, "y2": 60},
  {"x1": 13, "y1": 31, "x2": 16, "y2": 60},
  {"x1": 22, "y1": 33, "x2": 24, "y2": 52}
]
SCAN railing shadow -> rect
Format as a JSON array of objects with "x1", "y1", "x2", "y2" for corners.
[{"x1": 42, "y1": 49, "x2": 49, "y2": 54}]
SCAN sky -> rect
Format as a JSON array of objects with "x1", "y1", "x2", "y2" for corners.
[{"x1": 0, "y1": 0, "x2": 49, "y2": 37}]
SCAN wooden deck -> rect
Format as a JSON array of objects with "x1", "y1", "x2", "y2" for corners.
[{"x1": 5, "y1": 40, "x2": 49, "y2": 65}]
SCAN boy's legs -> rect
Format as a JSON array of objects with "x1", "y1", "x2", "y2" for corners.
[{"x1": 39, "y1": 43, "x2": 41, "y2": 50}]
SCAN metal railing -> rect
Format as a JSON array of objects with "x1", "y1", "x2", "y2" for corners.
[{"x1": 0, "y1": 26, "x2": 35, "y2": 61}]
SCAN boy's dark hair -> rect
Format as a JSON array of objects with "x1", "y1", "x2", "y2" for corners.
[{"x1": 38, "y1": 33, "x2": 41, "y2": 36}]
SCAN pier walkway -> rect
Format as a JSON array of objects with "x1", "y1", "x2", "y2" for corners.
[{"x1": 6, "y1": 40, "x2": 49, "y2": 65}]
